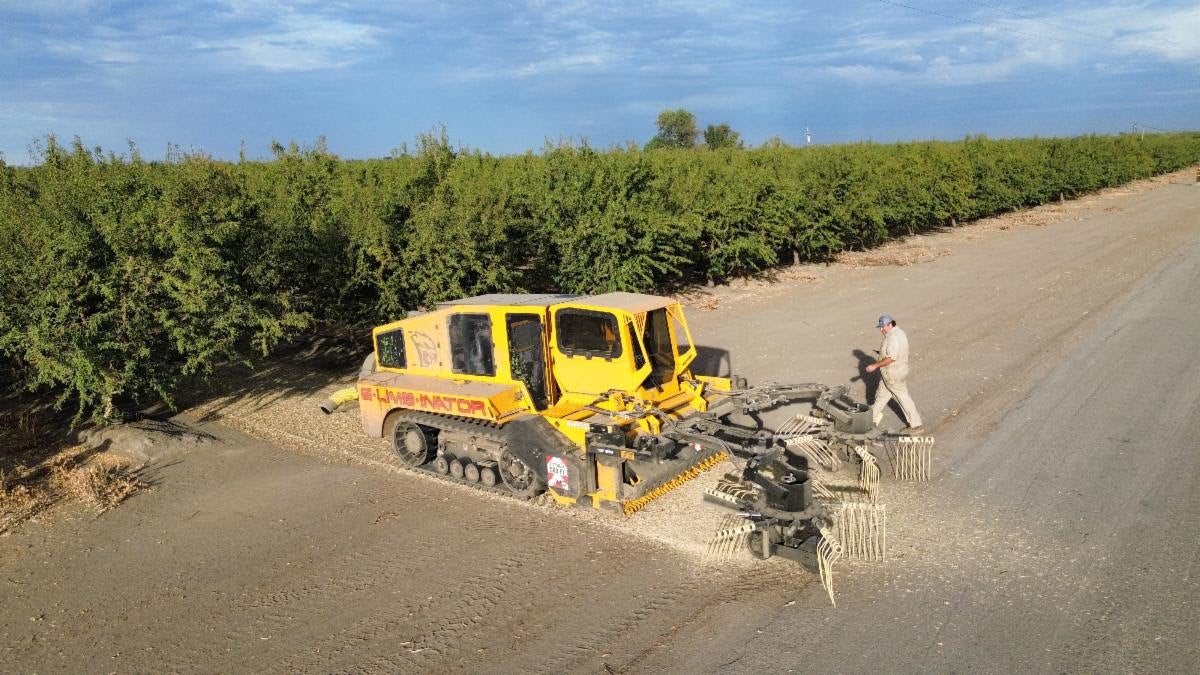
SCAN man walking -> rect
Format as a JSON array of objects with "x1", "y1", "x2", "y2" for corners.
[{"x1": 865, "y1": 314, "x2": 924, "y2": 433}]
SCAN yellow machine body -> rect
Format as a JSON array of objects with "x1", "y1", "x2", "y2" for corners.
[{"x1": 357, "y1": 292, "x2": 734, "y2": 513}]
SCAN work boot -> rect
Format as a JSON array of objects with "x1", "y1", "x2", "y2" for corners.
[{"x1": 901, "y1": 425, "x2": 925, "y2": 435}]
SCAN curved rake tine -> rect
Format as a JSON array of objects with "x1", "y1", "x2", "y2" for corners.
[
  {"x1": 854, "y1": 445, "x2": 880, "y2": 501},
  {"x1": 817, "y1": 526, "x2": 843, "y2": 606}
]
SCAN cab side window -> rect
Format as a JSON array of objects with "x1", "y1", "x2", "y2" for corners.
[
  {"x1": 376, "y1": 329, "x2": 407, "y2": 368},
  {"x1": 449, "y1": 314, "x2": 495, "y2": 376}
]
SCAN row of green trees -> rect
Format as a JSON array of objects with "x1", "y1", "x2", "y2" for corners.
[{"x1": 2, "y1": 131, "x2": 1197, "y2": 421}]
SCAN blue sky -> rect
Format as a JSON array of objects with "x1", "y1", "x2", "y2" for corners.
[{"x1": 1, "y1": 1, "x2": 1197, "y2": 162}]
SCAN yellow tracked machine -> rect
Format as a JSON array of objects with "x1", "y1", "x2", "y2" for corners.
[
  {"x1": 324, "y1": 292, "x2": 742, "y2": 513},
  {"x1": 322, "y1": 291, "x2": 933, "y2": 598}
]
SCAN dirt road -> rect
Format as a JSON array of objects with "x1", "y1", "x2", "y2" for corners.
[
  {"x1": 2, "y1": 171, "x2": 1197, "y2": 673},
  {"x1": 643, "y1": 179, "x2": 1200, "y2": 673}
]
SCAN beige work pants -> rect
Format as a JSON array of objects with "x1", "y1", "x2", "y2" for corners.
[{"x1": 871, "y1": 375, "x2": 923, "y2": 428}]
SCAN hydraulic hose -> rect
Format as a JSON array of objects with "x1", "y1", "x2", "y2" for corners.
[{"x1": 319, "y1": 387, "x2": 359, "y2": 414}]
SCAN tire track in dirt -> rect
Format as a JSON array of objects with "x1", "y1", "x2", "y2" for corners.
[
  {"x1": 235, "y1": 528, "x2": 441, "y2": 612},
  {"x1": 150, "y1": 526, "x2": 447, "y2": 672},
  {"x1": 142, "y1": 461, "x2": 450, "y2": 674},
  {"x1": 271, "y1": 550, "x2": 543, "y2": 673},
  {"x1": 494, "y1": 559, "x2": 796, "y2": 674},
  {"x1": 537, "y1": 575, "x2": 709, "y2": 673},
  {"x1": 211, "y1": 408, "x2": 543, "y2": 511}
]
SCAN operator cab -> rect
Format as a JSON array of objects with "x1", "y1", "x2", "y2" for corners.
[{"x1": 550, "y1": 292, "x2": 697, "y2": 397}]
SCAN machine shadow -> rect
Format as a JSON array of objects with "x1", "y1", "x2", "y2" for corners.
[
  {"x1": 692, "y1": 345, "x2": 733, "y2": 378},
  {"x1": 181, "y1": 332, "x2": 371, "y2": 425}
]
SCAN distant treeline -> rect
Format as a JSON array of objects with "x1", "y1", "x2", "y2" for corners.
[{"x1": 2, "y1": 131, "x2": 1198, "y2": 420}]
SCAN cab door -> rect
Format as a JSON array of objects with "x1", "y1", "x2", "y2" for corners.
[{"x1": 506, "y1": 313, "x2": 550, "y2": 410}]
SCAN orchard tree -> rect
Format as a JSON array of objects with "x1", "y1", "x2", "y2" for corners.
[
  {"x1": 645, "y1": 109, "x2": 698, "y2": 150},
  {"x1": 703, "y1": 123, "x2": 742, "y2": 150}
]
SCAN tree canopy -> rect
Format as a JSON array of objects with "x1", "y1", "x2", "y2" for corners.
[
  {"x1": 3, "y1": 130, "x2": 1197, "y2": 423},
  {"x1": 646, "y1": 109, "x2": 699, "y2": 150},
  {"x1": 703, "y1": 123, "x2": 742, "y2": 150}
]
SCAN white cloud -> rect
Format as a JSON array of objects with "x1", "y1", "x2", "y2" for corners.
[
  {"x1": 18, "y1": 1, "x2": 384, "y2": 74},
  {"x1": 447, "y1": 0, "x2": 814, "y2": 82},
  {"x1": 515, "y1": 48, "x2": 616, "y2": 77},
  {"x1": 618, "y1": 89, "x2": 775, "y2": 117},
  {"x1": 199, "y1": 12, "x2": 381, "y2": 72},
  {"x1": 0, "y1": 0, "x2": 103, "y2": 18},
  {"x1": 1106, "y1": 5, "x2": 1200, "y2": 62},
  {"x1": 815, "y1": 2, "x2": 1200, "y2": 87}
]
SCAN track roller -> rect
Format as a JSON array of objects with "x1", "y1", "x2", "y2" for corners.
[
  {"x1": 434, "y1": 455, "x2": 451, "y2": 474},
  {"x1": 449, "y1": 459, "x2": 466, "y2": 479},
  {"x1": 464, "y1": 462, "x2": 481, "y2": 483},
  {"x1": 478, "y1": 462, "x2": 498, "y2": 487}
]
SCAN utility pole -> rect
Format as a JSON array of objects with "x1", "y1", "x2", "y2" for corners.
[{"x1": 805, "y1": 127, "x2": 812, "y2": 145}]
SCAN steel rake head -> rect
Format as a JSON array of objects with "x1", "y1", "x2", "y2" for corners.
[
  {"x1": 775, "y1": 414, "x2": 830, "y2": 439},
  {"x1": 703, "y1": 515, "x2": 757, "y2": 562},
  {"x1": 831, "y1": 501, "x2": 887, "y2": 562},
  {"x1": 703, "y1": 475, "x2": 757, "y2": 507},
  {"x1": 785, "y1": 435, "x2": 841, "y2": 472},
  {"x1": 885, "y1": 435, "x2": 935, "y2": 481}
]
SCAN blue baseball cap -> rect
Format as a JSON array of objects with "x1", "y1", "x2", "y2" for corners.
[{"x1": 876, "y1": 314, "x2": 894, "y2": 328}]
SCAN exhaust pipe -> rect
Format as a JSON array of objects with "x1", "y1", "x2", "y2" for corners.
[{"x1": 319, "y1": 387, "x2": 360, "y2": 415}]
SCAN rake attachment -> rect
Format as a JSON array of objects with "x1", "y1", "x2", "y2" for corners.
[
  {"x1": 853, "y1": 446, "x2": 880, "y2": 501},
  {"x1": 885, "y1": 436, "x2": 935, "y2": 481},
  {"x1": 816, "y1": 503, "x2": 885, "y2": 606},
  {"x1": 785, "y1": 435, "x2": 841, "y2": 472},
  {"x1": 698, "y1": 446, "x2": 883, "y2": 605},
  {"x1": 831, "y1": 501, "x2": 886, "y2": 562}
]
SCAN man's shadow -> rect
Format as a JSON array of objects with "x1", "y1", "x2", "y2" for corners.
[{"x1": 852, "y1": 348, "x2": 905, "y2": 422}]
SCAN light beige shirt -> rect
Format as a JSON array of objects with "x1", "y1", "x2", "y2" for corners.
[{"x1": 879, "y1": 326, "x2": 910, "y2": 382}]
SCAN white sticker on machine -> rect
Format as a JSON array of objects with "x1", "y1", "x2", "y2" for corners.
[{"x1": 546, "y1": 455, "x2": 570, "y2": 491}]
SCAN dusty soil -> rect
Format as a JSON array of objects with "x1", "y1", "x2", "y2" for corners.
[{"x1": 1, "y1": 168, "x2": 1197, "y2": 673}]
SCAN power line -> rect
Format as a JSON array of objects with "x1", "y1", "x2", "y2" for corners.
[
  {"x1": 873, "y1": 0, "x2": 1106, "y2": 49},
  {"x1": 966, "y1": 0, "x2": 1180, "y2": 47},
  {"x1": 1134, "y1": 122, "x2": 1188, "y2": 134},
  {"x1": 963, "y1": 0, "x2": 1110, "y2": 41}
]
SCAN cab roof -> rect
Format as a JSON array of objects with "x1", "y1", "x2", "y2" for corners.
[
  {"x1": 434, "y1": 292, "x2": 675, "y2": 313},
  {"x1": 566, "y1": 292, "x2": 675, "y2": 313},
  {"x1": 436, "y1": 293, "x2": 580, "y2": 309}
]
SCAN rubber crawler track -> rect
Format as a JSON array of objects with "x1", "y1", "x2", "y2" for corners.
[
  {"x1": 392, "y1": 409, "x2": 730, "y2": 513},
  {"x1": 389, "y1": 409, "x2": 541, "y2": 502}
]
